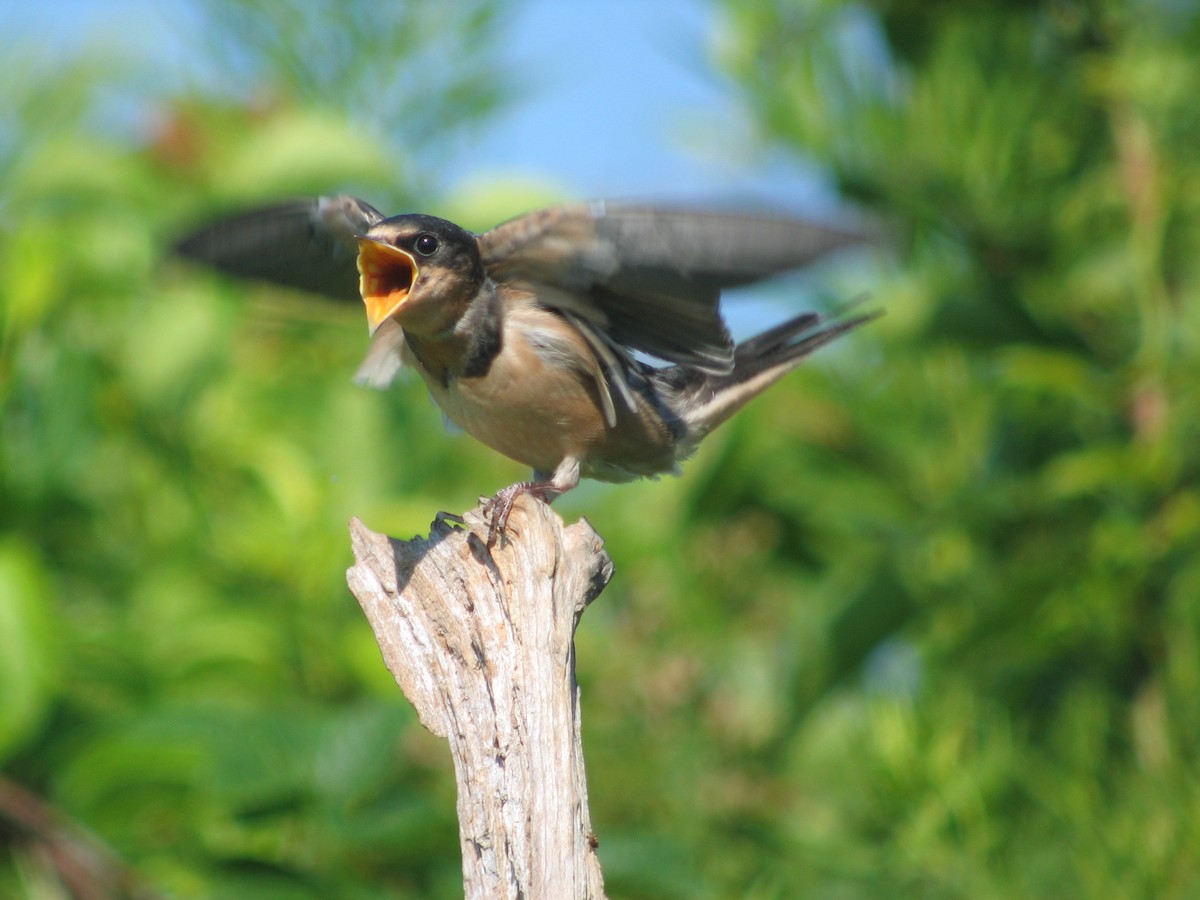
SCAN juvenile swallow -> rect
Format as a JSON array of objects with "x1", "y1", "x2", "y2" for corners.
[{"x1": 176, "y1": 196, "x2": 876, "y2": 538}]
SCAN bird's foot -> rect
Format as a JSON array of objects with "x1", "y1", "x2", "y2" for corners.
[{"x1": 482, "y1": 481, "x2": 553, "y2": 547}]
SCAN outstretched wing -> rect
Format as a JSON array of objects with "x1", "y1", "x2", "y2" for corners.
[
  {"x1": 173, "y1": 194, "x2": 385, "y2": 303},
  {"x1": 478, "y1": 202, "x2": 866, "y2": 374}
]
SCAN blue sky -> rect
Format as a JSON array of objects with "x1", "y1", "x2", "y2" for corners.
[{"x1": 449, "y1": 0, "x2": 835, "y2": 208}]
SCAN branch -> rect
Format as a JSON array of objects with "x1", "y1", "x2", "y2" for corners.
[
  {"x1": 345, "y1": 495, "x2": 611, "y2": 900},
  {"x1": 0, "y1": 775, "x2": 156, "y2": 899}
]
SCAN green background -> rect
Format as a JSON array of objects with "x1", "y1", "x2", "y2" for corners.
[{"x1": 2, "y1": 0, "x2": 1198, "y2": 896}]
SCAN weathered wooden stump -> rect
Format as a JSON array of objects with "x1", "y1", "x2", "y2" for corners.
[{"x1": 346, "y1": 494, "x2": 611, "y2": 899}]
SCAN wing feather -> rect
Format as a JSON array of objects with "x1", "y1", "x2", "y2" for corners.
[
  {"x1": 478, "y1": 202, "x2": 865, "y2": 373},
  {"x1": 173, "y1": 194, "x2": 384, "y2": 303}
]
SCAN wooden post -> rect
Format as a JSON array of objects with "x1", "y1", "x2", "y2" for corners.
[{"x1": 345, "y1": 495, "x2": 611, "y2": 899}]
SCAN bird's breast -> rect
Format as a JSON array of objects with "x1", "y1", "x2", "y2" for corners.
[
  {"x1": 408, "y1": 307, "x2": 679, "y2": 480},
  {"x1": 414, "y1": 311, "x2": 610, "y2": 474}
]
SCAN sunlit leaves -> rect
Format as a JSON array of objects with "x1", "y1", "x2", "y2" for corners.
[
  {"x1": 0, "y1": 541, "x2": 59, "y2": 762},
  {"x1": 695, "y1": 0, "x2": 1200, "y2": 894}
]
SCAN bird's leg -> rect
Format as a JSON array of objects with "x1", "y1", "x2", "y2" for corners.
[
  {"x1": 483, "y1": 458, "x2": 581, "y2": 546},
  {"x1": 483, "y1": 481, "x2": 544, "y2": 543}
]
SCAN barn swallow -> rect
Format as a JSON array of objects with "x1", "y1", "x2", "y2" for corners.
[{"x1": 176, "y1": 196, "x2": 876, "y2": 541}]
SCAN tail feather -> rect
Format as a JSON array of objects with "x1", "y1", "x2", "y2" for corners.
[
  {"x1": 725, "y1": 309, "x2": 879, "y2": 387},
  {"x1": 668, "y1": 309, "x2": 879, "y2": 441}
]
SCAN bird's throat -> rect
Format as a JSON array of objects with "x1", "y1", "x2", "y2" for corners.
[{"x1": 357, "y1": 238, "x2": 416, "y2": 333}]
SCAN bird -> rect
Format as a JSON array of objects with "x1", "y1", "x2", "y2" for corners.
[{"x1": 175, "y1": 195, "x2": 877, "y2": 540}]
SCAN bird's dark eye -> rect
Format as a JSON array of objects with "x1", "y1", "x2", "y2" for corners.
[{"x1": 414, "y1": 233, "x2": 439, "y2": 256}]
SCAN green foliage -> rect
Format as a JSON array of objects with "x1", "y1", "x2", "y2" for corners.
[
  {"x1": 0, "y1": 7, "x2": 510, "y2": 896},
  {"x1": 638, "y1": 0, "x2": 1200, "y2": 894},
  {"x1": 3, "y1": 1, "x2": 1199, "y2": 897},
  {"x1": 0, "y1": 540, "x2": 59, "y2": 761},
  {"x1": 190, "y1": 0, "x2": 510, "y2": 169}
]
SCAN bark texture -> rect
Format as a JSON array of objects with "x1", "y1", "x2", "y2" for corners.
[{"x1": 346, "y1": 495, "x2": 611, "y2": 899}]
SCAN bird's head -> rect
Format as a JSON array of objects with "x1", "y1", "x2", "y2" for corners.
[{"x1": 356, "y1": 214, "x2": 486, "y2": 336}]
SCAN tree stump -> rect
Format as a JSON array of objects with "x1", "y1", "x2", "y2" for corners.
[{"x1": 345, "y1": 494, "x2": 611, "y2": 900}]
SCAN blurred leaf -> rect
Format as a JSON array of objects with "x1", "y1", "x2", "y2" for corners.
[
  {"x1": 0, "y1": 540, "x2": 59, "y2": 761},
  {"x1": 210, "y1": 108, "x2": 398, "y2": 199}
]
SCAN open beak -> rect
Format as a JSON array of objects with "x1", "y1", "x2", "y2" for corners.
[{"x1": 356, "y1": 237, "x2": 418, "y2": 335}]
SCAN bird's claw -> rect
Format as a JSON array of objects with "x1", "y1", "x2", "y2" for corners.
[
  {"x1": 483, "y1": 482, "x2": 527, "y2": 547},
  {"x1": 432, "y1": 510, "x2": 466, "y2": 536},
  {"x1": 482, "y1": 481, "x2": 556, "y2": 547}
]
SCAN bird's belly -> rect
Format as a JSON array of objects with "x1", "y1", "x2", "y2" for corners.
[
  {"x1": 424, "y1": 350, "x2": 608, "y2": 475},
  {"x1": 412, "y1": 317, "x2": 681, "y2": 482}
]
